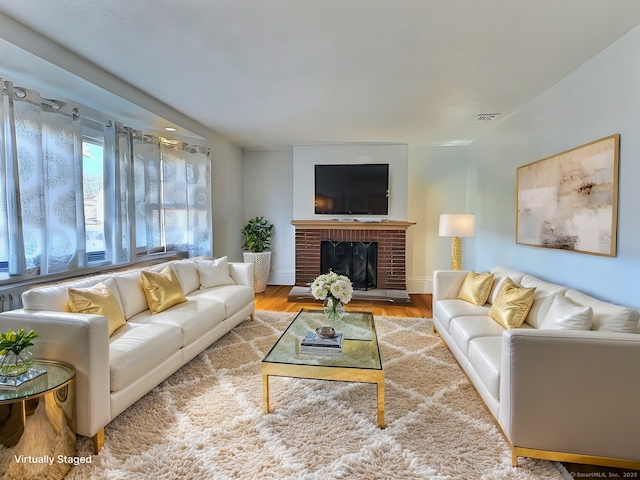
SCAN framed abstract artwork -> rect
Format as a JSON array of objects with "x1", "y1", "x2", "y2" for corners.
[{"x1": 516, "y1": 134, "x2": 619, "y2": 257}]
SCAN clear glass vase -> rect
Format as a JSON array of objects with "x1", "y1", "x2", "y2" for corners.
[
  {"x1": 0, "y1": 347, "x2": 34, "y2": 377},
  {"x1": 323, "y1": 296, "x2": 345, "y2": 322}
]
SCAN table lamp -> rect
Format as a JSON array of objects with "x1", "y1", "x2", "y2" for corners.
[{"x1": 439, "y1": 214, "x2": 475, "y2": 270}]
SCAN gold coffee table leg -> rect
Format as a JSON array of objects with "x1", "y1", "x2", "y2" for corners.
[
  {"x1": 377, "y1": 380, "x2": 385, "y2": 428},
  {"x1": 262, "y1": 374, "x2": 270, "y2": 413}
]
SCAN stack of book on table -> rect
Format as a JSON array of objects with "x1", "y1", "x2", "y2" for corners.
[{"x1": 300, "y1": 331, "x2": 344, "y2": 355}]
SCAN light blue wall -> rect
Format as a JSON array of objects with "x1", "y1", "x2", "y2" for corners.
[
  {"x1": 470, "y1": 25, "x2": 640, "y2": 310},
  {"x1": 407, "y1": 145, "x2": 471, "y2": 292},
  {"x1": 211, "y1": 134, "x2": 245, "y2": 261},
  {"x1": 243, "y1": 149, "x2": 295, "y2": 284}
]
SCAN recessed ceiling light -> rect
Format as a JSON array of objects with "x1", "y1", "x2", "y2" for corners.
[{"x1": 164, "y1": 127, "x2": 177, "y2": 132}]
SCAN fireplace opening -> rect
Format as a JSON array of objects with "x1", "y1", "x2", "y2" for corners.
[{"x1": 320, "y1": 241, "x2": 377, "y2": 290}]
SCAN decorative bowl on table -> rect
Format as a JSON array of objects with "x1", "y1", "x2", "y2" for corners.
[{"x1": 316, "y1": 326, "x2": 335, "y2": 339}]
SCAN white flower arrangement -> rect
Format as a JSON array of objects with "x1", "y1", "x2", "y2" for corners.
[{"x1": 310, "y1": 271, "x2": 353, "y2": 305}]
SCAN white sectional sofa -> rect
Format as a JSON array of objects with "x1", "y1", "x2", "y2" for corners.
[
  {"x1": 0, "y1": 257, "x2": 255, "y2": 452},
  {"x1": 433, "y1": 266, "x2": 640, "y2": 470}
]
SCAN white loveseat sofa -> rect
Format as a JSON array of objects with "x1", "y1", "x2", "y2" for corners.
[
  {"x1": 0, "y1": 257, "x2": 255, "y2": 452},
  {"x1": 433, "y1": 267, "x2": 640, "y2": 470}
]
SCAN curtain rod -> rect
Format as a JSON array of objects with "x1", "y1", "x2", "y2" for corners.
[
  {"x1": 80, "y1": 114, "x2": 112, "y2": 127},
  {"x1": 79, "y1": 114, "x2": 209, "y2": 153}
]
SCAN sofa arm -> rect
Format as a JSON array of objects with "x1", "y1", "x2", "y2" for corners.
[
  {"x1": 433, "y1": 270, "x2": 469, "y2": 303},
  {"x1": 498, "y1": 329, "x2": 640, "y2": 462},
  {"x1": 229, "y1": 262, "x2": 254, "y2": 288},
  {"x1": 0, "y1": 310, "x2": 111, "y2": 438}
]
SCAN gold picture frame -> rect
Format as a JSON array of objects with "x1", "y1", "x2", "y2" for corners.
[{"x1": 516, "y1": 134, "x2": 619, "y2": 257}]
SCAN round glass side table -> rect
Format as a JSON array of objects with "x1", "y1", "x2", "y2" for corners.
[{"x1": 0, "y1": 360, "x2": 76, "y2": 480}]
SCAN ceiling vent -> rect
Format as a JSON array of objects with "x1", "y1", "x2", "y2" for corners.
[{"x1": 476, "y1": 113, "x2": 500, "y2": 122}]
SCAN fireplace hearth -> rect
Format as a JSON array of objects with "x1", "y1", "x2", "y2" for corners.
[{"x1": 321, "y1": 241, "x2": 377, "y2": 290}]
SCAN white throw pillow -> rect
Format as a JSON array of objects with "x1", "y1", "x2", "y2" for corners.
[
  {"x1": 539, "y1": 295, "x2": 593, "y2": 331},
  {"x1": 113, "y1": 270, "x2": 149, "y2": 319},
  {"x1": 196, "y1": 257, "x2": 236, "y2": 289},
  {"x1": 564, "y1": 289, "x2": 639, "y2": 333},
  {"x1": 171, "y1": 260, "x2": 201, "y2": 294}
]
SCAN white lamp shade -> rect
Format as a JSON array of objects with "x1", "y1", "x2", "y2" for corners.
[{"x1": 439, "y1": 214, "x2": 475, "y2": 237}]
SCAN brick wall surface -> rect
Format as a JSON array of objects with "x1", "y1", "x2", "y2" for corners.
[{"x1": 294, "y1": 227, "x2": 407, "y2": 289}]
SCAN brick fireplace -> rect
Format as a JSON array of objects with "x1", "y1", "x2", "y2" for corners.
[{"x1": 291, "y1": 220, "x2": 415, "y2": 290}]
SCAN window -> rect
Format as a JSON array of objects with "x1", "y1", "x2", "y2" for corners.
[
  {"x1": 132, "y1": 134, "x2": 211, "y2": 258},
  {"x1": 0, "y1": 79, "x2": 211, "y2": 287},
  {"x1": 82, "y1": 138, "x2": 106, "y2": 263}
]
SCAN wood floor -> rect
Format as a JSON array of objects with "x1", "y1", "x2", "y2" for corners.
[{"x1": 254, "y1": 285, "x2": 433, "y2": 318}]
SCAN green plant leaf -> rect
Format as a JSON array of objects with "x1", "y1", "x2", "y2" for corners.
[
  {"x1": 0, "y1": 328, "x2": 38, "y2": 355},
  {"x1": 241, "y1": 216, "x2": 274, "y2": 252}
]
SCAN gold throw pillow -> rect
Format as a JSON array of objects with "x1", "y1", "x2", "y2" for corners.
[
  {"x1": 141, "y1": 267, "x2": 187, "y2": 314},
  {"x1": 488, "y1": 277, "x2": 536, "y2": 329},
  {"x1": 68, "y1": 281, "x2": 126, "y2": 336},
  {"x1": 458, "y1": 271, "x2": 495, "y2": 306}
]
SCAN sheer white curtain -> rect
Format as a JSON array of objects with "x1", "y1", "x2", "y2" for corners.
[
  {"x1": 1, "y1": 78, "x2": 211, "y2": 283},
  {"x1": 186, "y1": 143, "x2": 211, "y2": 256},
  {"x1": 131, "y1": 134, "x2": 210, "y2": 257},
  {"x1": 0, "y1": 80, "x2": 85, "y2": 275},
  {"x1": 102, "y1": 128, "x2": 210, "y2": 260},
  {"x1": 103, "y1": 121, "x2": 135, "y2": 265}
]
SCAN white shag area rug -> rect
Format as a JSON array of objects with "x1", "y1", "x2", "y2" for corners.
[{"x1": 66, "y1": 311, "x2": 564, "y2": 479}]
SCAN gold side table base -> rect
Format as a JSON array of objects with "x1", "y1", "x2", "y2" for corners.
[{"x1": 0, "y1": 361, "x2": 76, "y2": 480}]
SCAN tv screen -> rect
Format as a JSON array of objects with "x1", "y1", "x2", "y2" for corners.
[{"x1": 314, "y1": 164, "x2": 389, "y2": 215}]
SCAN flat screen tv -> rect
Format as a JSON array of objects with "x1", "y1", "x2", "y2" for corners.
[{"x1": 314, "y1": 163, "x2": 389, "y2": 215}]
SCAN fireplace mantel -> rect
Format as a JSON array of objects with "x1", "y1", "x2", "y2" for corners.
[{"x1": 291, "y1": 220, "x2": 415, "y2": 230}]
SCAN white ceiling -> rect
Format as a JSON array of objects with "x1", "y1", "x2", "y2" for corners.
[{"x1": 1, "y1": 0, "x2": 640, "y2": 149}]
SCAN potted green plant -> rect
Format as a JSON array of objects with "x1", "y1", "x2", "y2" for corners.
[
  {"x1": 241, "y1": 216, "x2": 274, "y2": 293},
  {"x1": 0, "y1": 328, "x2": 38, "y2": 376}
]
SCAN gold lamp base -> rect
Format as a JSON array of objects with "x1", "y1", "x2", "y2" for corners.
[{"x1": 450, "y1": 236, "x2": 462, "y2": 271}]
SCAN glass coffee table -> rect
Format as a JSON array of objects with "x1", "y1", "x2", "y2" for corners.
[{"x1": 261, "y1": 308, "x2": 384, "y2": 428}]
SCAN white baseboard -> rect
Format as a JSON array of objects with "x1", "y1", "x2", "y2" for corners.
[
  {"x1": 268, "y1": 269, "x2": 295, "y2": 286},
  {"x1": 406, "y1": 276, "x2": 433, "y2": 294}
]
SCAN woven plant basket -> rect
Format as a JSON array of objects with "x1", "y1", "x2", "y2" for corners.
[{"x1": 242, "y1": 251, "x2": 271, "y2": 293}]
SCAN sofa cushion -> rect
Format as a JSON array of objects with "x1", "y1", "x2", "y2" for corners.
[
  {"x1": 539, "y1": 295, "x2": 593, "y2": 331},
  {"x1": 141, "y1": 267, "x2": 188, "y2": 314},
  {"x1": 468, "y1": 336, "x2": 502, "y2": 401},
  {"x1": 22, "y1": 274, "x2": 113, "y2": 313},
  {"x1": 113, "y1": 270, "x2": 149, "y2": 320},
  {"x1": 129, "y1": 296, "x2": 226, "y2": 347},
  {"x1": 171, "y1": 260, "x2": 201, "y2": 295},
  {"x1": 196, "y1": 257, "x2": 236, "y2": 289},
  {"x1": 109, "y1": 322, "x2": 182, "y2": 392},
  {"x1": 433, "y1": 299, "x2": 491, "y2": 334},
  {"x1": 68, "y1": 279, "x2": 126, "y2": 336},
  {"x1": 564, "y1": 289, "x2": 639, "y2": 333},
  {"x1": 449, "y1": 316, "x2": 505, "y2": 356},
  {"x1": 191, "y1": 285, "x2": 254, "y2": 319},
  {"x1": 458, "y1": 272, "x2": 494, "y2": 306},
  {"x1": 520, "y1": 274, "x2": 569, "y2": 328},
  {"x1": 488, "y1": 267, "x2": 525, "y2": 304},
  {"x1": 489, "y1": 278, "x2": 536, "y2": 329}
]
